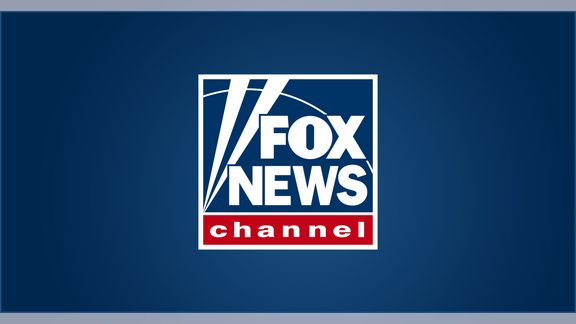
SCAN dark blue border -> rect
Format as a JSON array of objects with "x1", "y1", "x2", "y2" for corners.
[{"x1": 0, "y1": 11, "x2": 573, "y2": 314}]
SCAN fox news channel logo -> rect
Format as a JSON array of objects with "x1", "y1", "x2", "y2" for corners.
[{"x1": 199, "y1": 74, "x2": 377, "y2": 250}]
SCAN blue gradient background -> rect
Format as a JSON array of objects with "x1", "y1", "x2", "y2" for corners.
[{"x1": 1, "y1": 13, "x2": 574, "y2": 311}]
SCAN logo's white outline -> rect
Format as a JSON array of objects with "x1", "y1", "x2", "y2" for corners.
[{"x1": 198, "y1": 74, "x2": 378, "y2": 250}]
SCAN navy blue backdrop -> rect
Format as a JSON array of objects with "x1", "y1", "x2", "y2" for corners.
[{"x1": 1, "y1": 13, "x2": 574, "y2": 311}]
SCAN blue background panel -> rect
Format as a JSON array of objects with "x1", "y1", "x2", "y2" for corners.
[
  {"x1": 1, "y1": 13, "x2": 574, "y2": 311},
  {"x1": 203, "y1": 78, "x2": 374, "y2": 212}
]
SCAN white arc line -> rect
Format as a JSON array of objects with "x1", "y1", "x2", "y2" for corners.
[
  {"x1": 203, "y1": 77, "x2": 249, "y2": 208},
  {"x1": 204, "y1": 88, "x2": 327, "y2": 115},
  {"x1": 279, "y1": 92, "x2": 326, "y2": 116},
  {"x1": 205, "y1": 77, "x2": 289, "y2": 210}
]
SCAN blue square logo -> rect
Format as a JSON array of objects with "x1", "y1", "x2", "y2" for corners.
[{"x1": 199, "y1": 75, "x2": 377, "y2": 249}]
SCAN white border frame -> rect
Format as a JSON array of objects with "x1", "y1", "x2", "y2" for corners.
[{"x1": 198, "y1": 74, "x2": 378, "y2": 250}]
